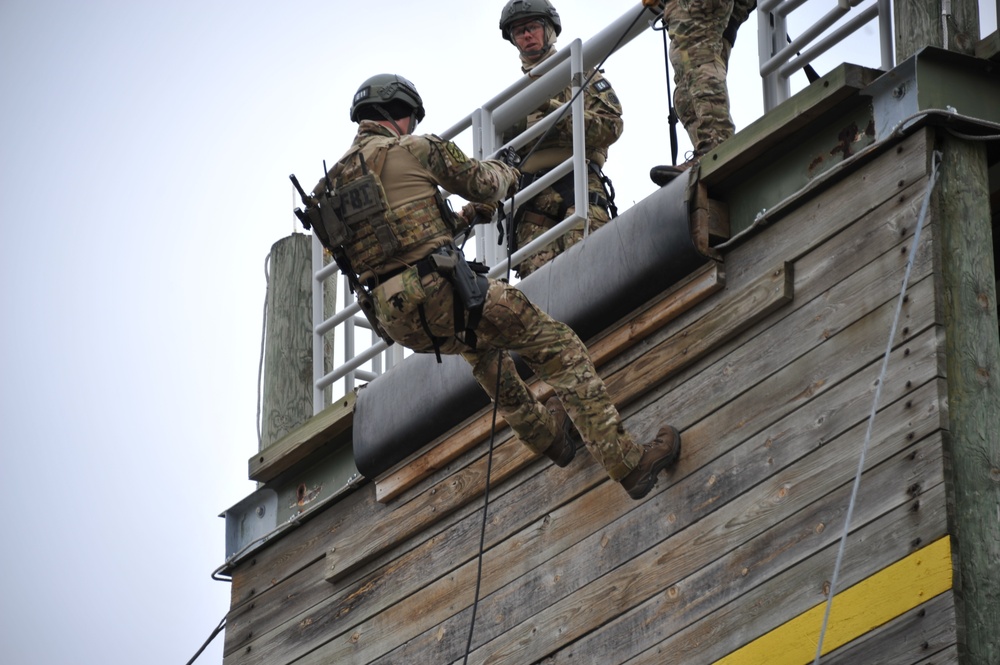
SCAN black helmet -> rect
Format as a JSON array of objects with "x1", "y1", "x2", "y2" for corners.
[
  {"x1": 349, "y1": 73, "x2": 425, "y2": 123},
  {"x1": 499, "y1": 0, "x2": 562, "y2": 43}
]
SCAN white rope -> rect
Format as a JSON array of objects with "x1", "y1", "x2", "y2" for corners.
[
  {"x1": 256, "y1": 251, "x2": 271, "y2": 449},
  {"x1": 812, "y1": 149, "x2": 943, "y2": 663}
]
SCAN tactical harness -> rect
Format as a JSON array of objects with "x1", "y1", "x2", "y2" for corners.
[
  {"x1": 512, "y1": 161, "x2": 617, "y2": 255},
  {"x1": 306, "y1": 139, "x2": 488, "y2": 361}
]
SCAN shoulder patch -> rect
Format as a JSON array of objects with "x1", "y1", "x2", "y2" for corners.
[
  {"x1": 593, "y1": 79, "x2": 611, "y2": 93},
  {"x1": 443, "y1": 141, "x2": 469, "y2": 164}
]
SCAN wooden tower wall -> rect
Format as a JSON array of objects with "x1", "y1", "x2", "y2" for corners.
[
  {"x1": 221, "y1": 134, "x2": 963, "y2": 665},
  {"x1": 220, "y1": 56, "x2": 999, "y2": 665}
]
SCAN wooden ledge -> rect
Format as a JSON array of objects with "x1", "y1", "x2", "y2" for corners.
[{"x1": 248, "y1": 392, "x2": 355, "y2": 483}]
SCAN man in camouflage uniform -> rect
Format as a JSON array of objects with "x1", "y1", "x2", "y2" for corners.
[
  {"x1": 644, "y1": 0, "x2": 755, "y2": 185},
  {"x1": 310, "y1": 73, "x2": 680, "y2": 500},
  {"x1": 499, "y1": 0, "x2": 624, "y2": 278}
]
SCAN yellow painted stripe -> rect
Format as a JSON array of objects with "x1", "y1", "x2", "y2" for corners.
[{"x1": 714, "y1": 536, "x2": 952, "y2": 665}]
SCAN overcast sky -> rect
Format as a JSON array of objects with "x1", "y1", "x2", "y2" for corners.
[{"x1": 1, "y1": 2, "x2": 994, "y2": 664}]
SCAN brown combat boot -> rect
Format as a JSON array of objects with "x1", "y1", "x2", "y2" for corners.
[
  {"x1": 620, "y1": 425, "x2": 681, "y2": 500},
  {"x1": 542, "y1": 396, "x2": 580, "y2": 467},
  {"x1": 649, "y1": 156, "x2": 699, "y2": 187}
]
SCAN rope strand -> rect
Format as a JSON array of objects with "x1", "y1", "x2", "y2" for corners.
[{"x1": 812, "y1": 149, "x2": 942, "y2": 664}]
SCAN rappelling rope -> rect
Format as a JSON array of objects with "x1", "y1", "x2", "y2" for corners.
[{"x1": 812, "y1": 148, "x2": 942, "y2": 663}]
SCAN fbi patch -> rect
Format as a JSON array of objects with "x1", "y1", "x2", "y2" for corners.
[{"x1": 593, "y1": 79, "x2": 611, "y2": 93}]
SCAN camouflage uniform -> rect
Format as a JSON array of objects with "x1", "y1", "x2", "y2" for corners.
[
  {"x1": 662, "y1": 0, "x2": 754, "y2": 156},
  {"x1": 506, "y1": 38, "x2": 623, "y2": 278},
  {"x1": 321, "y1": 121, "x2": 643, "y2": 480}
]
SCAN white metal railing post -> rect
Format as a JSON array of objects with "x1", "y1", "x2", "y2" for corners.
[
  {"x1": 878, "y1": 0, "x2": 894, "y2": 71},
  {"x1": 343, "y1": 277, "x2": 355, "y2": 393},
  {"x1": 311, "y1": 233, "x2": 326, "y2": 414},
  {"x1": 759, "y1": 0, "x2": 892, "y2": 111},
  {"x1": 571, "y1": 40, "x2": 590, "y2": 236},
  {"x1": 759, "y1": 0, "x2": 791, "y2": 111}
]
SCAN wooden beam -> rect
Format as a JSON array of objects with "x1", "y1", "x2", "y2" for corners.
[
  {"x1": 934, "y1": 134, "x2": 1000, "y2": 664},
  {"x1": 261, "y1": 234, "x2": 315, "y2": 451},
  {"x1": 894, "y1": 0, "x2": 981, "y2": 61},
  {"x1": 373, "y1": 261, "x2": 725, "y2": 504},
  {"x1": 691, "y1": 182, "x2": 728, "y2": 260},
  {"x1": 249, "y1": 392, "x2": 355, "y2": 483}
]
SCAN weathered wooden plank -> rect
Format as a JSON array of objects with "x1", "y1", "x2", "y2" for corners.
[
  {"x1": 976, "y1": 29, "x2": 1000, "y2": 60},
  {"x1": 324, "y1": 263, "x2": 787, "y2": 586},
  {"x1": 822, "y1": 592, "x2": 956, "y2": 665},
  {"x1": 552, "y1": 464, "x2": 944, "y2": 665},
  {"x1": 895, "y1": 0, "x2": 980, "y2": 59},
  {"x1": 652, "y1": 240, "x2": 937, "y2": 475},
  {"x1": 377, "y1": 319, "x2": 945, "y2": 664},
  {"x1": 248, "y1": 391, "x2": 355, "y2": 483},
  {"x1": 373, "y1": 261, "x2": 725, "y2": 504},
  {"x1": 621, "y1": 447, "x2": 949, "y2": 665},
  {"x1": 223, "y1": 556, "x2": 326, "y2": 656},
  {"x1": 461, "y1": 428, "x2": 948, "y2": 665},
  {"x1": 712, "y1": 538, "x2": 952, "y2": 664},
  {"x1": 720, "y1": 129, "x2": 929, "y2": 288},
  {"x1": 227, "y1": 458, "x2": 604, "y2": 664},
  {"x1": 691, "y1": 183, "x2": 727, "y2": 259},
  {"x1": 601, "y1": 261, "x2": 792, "y2": 407},
  {"x1": 634, "y1": 177, "x2": 933, "y2": 437},
  {"x1": 303, "y1": 433, "x2": 944, "y2": 665},
  {"x1": 915, "y1": 644, "x2": 959, "y2": 665},
  {"x1": 425, "y1": 413, "x2": 947, "y2": 665}
]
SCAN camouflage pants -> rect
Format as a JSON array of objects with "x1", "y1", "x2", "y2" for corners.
[
  {"x1": 514, "y1": 170, "x2": 611, "y2": 278},
  {"x1": 664, "y1": 0, "x2": 754, "y2": 155},
  {"x1": 372, "y1": 267, "x2": 643, "y2": 480}
]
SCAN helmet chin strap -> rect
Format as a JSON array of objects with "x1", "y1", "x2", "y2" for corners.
[{"x1": 373, "y1": 104, "x2": 414, "y2": 135}]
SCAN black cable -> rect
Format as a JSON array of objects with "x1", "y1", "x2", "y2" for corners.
[
  {"x1": 652, "y1": 15, "x2": 679, "y2": 166},
  {"x1": 461, "y1": 364, "x2": 503, "y2": 665},
  {"x1": 185, "y1": 615, "x2": 226, "y2": 665},
  {"x1": 461, "y1": 10, "x2": 650, "y2": 663}
]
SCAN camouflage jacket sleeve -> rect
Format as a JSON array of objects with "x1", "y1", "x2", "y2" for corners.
[
  {"x1": 563, "y1": 71, "x2": 623, "y2": 152},
  {"x1": 400, "y1": 134, "x2": 519, "y2": 204}
]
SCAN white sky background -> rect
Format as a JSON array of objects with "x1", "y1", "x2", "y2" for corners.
[{"x1": 0, "y1": 1, "x2": 995, "y2": 664}]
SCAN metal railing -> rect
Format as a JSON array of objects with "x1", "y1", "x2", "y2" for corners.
[
  {"x1": 759, "y1": 0, "x2": 893, "y2": 111},
  {"x1": 311, "y1": 0, "x2": 897, "y2": 413}
]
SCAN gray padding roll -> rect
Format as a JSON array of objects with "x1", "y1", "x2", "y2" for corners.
[{"x1": 353, "y1": 174, "x2": 707, "y2": 478}]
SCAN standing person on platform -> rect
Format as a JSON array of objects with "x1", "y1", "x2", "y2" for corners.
[
  {"x1": 643, "y1": 0, "x2": 755, "y2": 185},
  {"x1": 499, "y1": 0, "x2": 624, "y2": 277}
]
